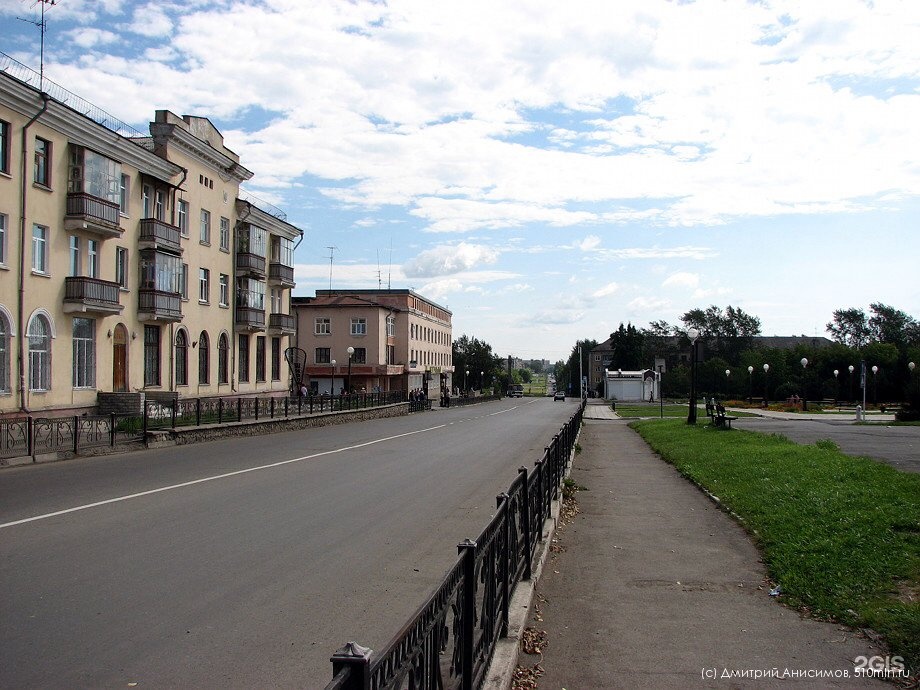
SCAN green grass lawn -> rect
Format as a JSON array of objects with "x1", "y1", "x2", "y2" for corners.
[
  {"x1": 631, "y1": 419, "x2": 920, "y2": 671},
  {"x1": 614, "y1": 404, "x2": 758, "y2": 419}
]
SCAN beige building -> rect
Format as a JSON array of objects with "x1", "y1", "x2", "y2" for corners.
[
  {"x1": 291, "y1": 289, "x2": 453, "y2": 397},
  {"x1": 0, "y1": 57, "x2": 302, "y2": 417}
]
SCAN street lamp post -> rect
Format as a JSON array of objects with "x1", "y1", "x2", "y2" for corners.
[
  {"x1": 687, "y1": 328, "x2": 700, "y2": 425},
  {"x1": 872, "y1": 365, "x2": 879, "y2": 406},
  {"x1": 465, "y1": 369, "x2": 469, "y2": 394},
  {"x1": 833, "y1": 369, "x2": 839, "y2": 404},
  {"x1": 330, "y1": 359, "x2": 336, "y2": 396},
  {"x1": 800, "y1": 357, "x2": 808, "y2": 410},
  {"x1": 910, "y1": 362, "x2": 917, "y2": 407},
  {"x1": 747, "y1": 365, "x2": 754, "y2": 404},
  {"x1": 480, "y1": 371, "x2": 484, "y2": 393},
  {"x1": 848, "y1": 365, "x2": 855, "y2": 403},
  {"x1": 725, "y1": 369, "x2": 730, "y2": 399},
  {"x1": 763, "y1": 363, "x2": 770, "y2": 406},
  {"x1": 346, "y1": 346, "x2": 354, "y2": 395}
]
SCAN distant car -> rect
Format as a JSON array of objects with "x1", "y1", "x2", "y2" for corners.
[
  {"x1": 509, "y1": 384, "x2": 524, "y2": 398},
  {"x1": 553, "y1": 390, "x2": 566, "y2": 401}
]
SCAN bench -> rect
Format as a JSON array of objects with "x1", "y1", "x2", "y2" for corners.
[{"x1": 712, "y1": 411, "x2": 738, "y2": 429}]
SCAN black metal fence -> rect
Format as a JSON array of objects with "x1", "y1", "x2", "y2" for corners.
[
  {"x1": 324, "y1": 399, "x2": 586, "y2": 690},
  {"x1": 0, "y1": 414, "x2": 145, "y2": 461}
]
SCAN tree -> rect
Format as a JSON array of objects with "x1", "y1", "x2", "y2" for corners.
[
  {"x1": 680, "y1": 305, "x2": 761, "y2": 360},
  {"x1": 452, "y1": 335, "x2": 501, "y2": 390},
  {"x1": 561, "y1": 339, "x2": 598, "y2": 395},
  {"x1": 826, "y1": 308, "x2": 870, "y2": 349},
  {"x1": 607, "y1": 323, "x2": 645, "y2": 370},
  {"x1": 868, "y1": 303, "x2": 919, "y2": 349}
]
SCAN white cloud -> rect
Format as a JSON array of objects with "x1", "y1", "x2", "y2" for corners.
[
  {"x1": 578, "y1": 235, "x2": 602, "y2": 251},
  {"x1": 662, "y1": 272, "x2": 700, "y2": 289},
  {"x1": 591, "y1": 282, "x2": 620, "y2": 299},
  {"x1": 404, "y1": 242, "x2": 500, "y2": 278}
]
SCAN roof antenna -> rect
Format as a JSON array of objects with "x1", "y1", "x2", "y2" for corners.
[
  {"x1": 387, "y1": 237, "x2": 393, "y2": 290},
  {"x1": 376, "y1": 249, "x2": 382, "y2": 289},
  {"x1": 326, "y1": 246, "x2": 337, "y2": 290},
  {"x1": 18, "y1": 0, "x2": 57, "y2": 93}
]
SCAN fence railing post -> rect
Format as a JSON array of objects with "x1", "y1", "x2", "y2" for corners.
[
  {"x1": 329, "y1": 641, "x2": 372, "y2": 690},
  {"x1": 196, "y1": 398, "x2": 201, "y2": 427},
  {"x1": 270, "y1": 397, "x2": 275, "y2": 419},
  {"x1": 218, "y1": 398, "x2": 223, "y2": 425},
  {"x1": 518, "y1": 466, "x2": 532, "y2": 579},
  {"x1": 110, "y1": 413, "x2": 116, "y2": 447},
  {"x1": 142, "y1": 402, "x2": 148, "y2": 439},
  {"x1": 496, "y1": 492, "x2": 510, "y2": 638},
  {"x1": 171, "y1": 402, "x2": 177, "y2": 429},
  {"x1": 73, "y1": 416, "x2": 79, "y2": 454},
  {"x1": 237, "y1": 397, "x2": 242, "y2": 422},
  {"x1": 458, "y1": 538, "x2": 477, "y2": 690}
]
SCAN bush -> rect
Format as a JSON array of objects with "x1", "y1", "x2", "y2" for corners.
[{"x1": 895, "y1": 407, "x2": 920, "y2": 422}]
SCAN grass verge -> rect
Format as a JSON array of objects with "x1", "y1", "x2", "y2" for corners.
[
  {"x1": 614, "y1": 404, "x2": 758, "y2": 419},
  {"x1": 631, "y1": 419, "x2": 920, "y2": 671}
]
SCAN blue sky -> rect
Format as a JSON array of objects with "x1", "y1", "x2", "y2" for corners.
[{"x1": 3, "y1": 0, "x2": 918, "y2": 361}]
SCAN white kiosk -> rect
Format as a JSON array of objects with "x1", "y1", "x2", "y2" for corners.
[{"x1": 604, "y1": 369, "x2": 659, "y2": 402}]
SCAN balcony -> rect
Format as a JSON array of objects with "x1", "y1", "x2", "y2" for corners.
[
  {"x1": 62, "y1": 276, "x2": 124, "y2": 315},
  {"x1": 236, "y1": 252, "x2": 266, "y2": 278},
  {"x1": 235, "y1": 306, "x2": 265, "y2": 331},
  {"x1": 268, "y1": 262, "x2": 295, "y2": 287},
  {"x1": 268, "y1": 312, "x2": 295, "y2": 334},
  {"x1": 139, "y1": 218, "x2": 182, "y2": 255},
  {"x1": 64, "y1": 193, "x2": 122, "y2": 238},
  {"x1": 138, "y1": 289, "x2": 183, "y2": 322}
]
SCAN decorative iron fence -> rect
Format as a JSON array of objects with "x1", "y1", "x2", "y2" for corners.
[
  {"x1": 0, "y1": 414, "x2": 145, "y2": 462},
  {"x1": 324, "y1": 399, "x2": 586, "y2": 690}
]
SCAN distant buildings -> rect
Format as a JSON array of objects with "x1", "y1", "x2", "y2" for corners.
[{"x1": 0, "y1": 55, "x2": 302, "y2": 417}]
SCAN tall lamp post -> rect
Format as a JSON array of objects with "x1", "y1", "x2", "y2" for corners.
[
  {"x1": 848, "y1": 364, "x2": 855, "y2": 403},
  {"x1": 800, "y1": 357, "x2": 808, "y2": 410},
  {"x1": 330, "y1": 358, "x2": 336, "y2": 395},
  {"x1": 465, "y1": 369, "x2": 469, "y2": 393},
  {"x1": 725, "y1": 369, "x2": 731, "y2": 399},
  {"x1": 910, "y1": 362, "x2": 917, "y2": 407},
  {"x1": 833, "y1": 369, "x2": 839, "y2": 404},
  {"x1": 346, "y1": 346, "x2": 354, "y2": 394},
  {"x1": 872, "y1": 365, "x2": 879, "y2": 406},
  {"x1": 763, "y1": 363, "x2": 770, "y2": 406},
  {"x1": 747, "y1": 365, "x2": 754, "y2": 404},
  {"x1": 686, "y1": 327, "x2": 700, "y2": 424}
]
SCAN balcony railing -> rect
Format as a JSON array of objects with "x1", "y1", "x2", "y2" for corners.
[
  {"x1": 64, "y1": 193, "x2": 122, "y2": 237},
  {"x1": 268, "y1": 262, "x2": 295, "y2": 286},
  {"x1": 63, "y1": 276, "x2": 124, "y2": 315},
  {"x1": 269, "y1": 312, "x2": 295, "y2": 333},
  {"x1": 236, "y1": 306, "x2": 265, "y2": 330},
  {"x1": 139, "y1": 218, "x2": 182, "y2": 254},
  {"x1": 236, "y1": 252, "x2": 266, "y2": 276},
  {"x1": 138, "y1": 289, "x2": 182, "y2": 321}
]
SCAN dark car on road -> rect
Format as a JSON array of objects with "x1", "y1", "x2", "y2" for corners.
[{"x1": 553, "y1": 390, "x2": 565, "y2": 401}]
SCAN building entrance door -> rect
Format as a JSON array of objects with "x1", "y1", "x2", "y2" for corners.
[{"x1": 113, "y1": 324, "x2": 128, "y2": 392}]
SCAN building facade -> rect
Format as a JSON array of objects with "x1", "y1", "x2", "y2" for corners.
[
  {"x1": 0, "y1": 58, "x2": 302, "y2": 417},
  {"x1": 291, "y1": 289, "x2": 453, "y2": 397}
]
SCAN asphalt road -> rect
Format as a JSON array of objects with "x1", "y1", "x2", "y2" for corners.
[
  {"x1": 733, "y1": 417, "x2": 920, "y2": 473},
  {"x1": 0, "y1": 397, "x2": 576, "y2": 688}
]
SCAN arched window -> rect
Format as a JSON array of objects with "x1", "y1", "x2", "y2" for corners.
[
  {"x1": 198, "y1": 331, "x2": 210, "y2": 384},
  {"x1": 175, "y1": 329, "x2": 188, "y2": 386},
  {"x1": 28, "y1": 314, "x2": 51, "y2": 391},
  {"x1": 0, "y1": 311, "x2": 10, "y2": 393},
  {"x1": 218, "y1": 333, "x2": 229, "y2": 384}
]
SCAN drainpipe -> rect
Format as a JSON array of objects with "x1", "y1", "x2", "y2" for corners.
[{"x1": 17, "y1": 93, "x2": 51, "y2": 413}]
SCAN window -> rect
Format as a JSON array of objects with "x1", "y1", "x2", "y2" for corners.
[
  {"x1": 219, "y1": 217, "x2": 230, "y2": 251},
  {"x1": 256, "y1": 336, "x2": 266, "y2": 382},
  {"x1": 34, "y1": 137, "x2": 50, "y2": 186},
  {"x1": 351, "y1": 318, "x2": 367, "y2": 336},
  {"x1": 236, "y1": 277, "x2": 265, "y2": 310},
  {"x1": 139, "y1": 250, "x2": 182, "y2": 293},
  {"x1": 175, "y1": 330, "x2": 188, "y2": 386},
  {"x1": 119, "y1": 173, "x2": 130, "y2": 214},
  {"x1": 315, "y1": 347, "x2": 330, "y2": 364},
  {"x1": 218, "y1": 333, "x2": 229, "y2": 384},
  {"x1": 32, "y1": 224, "x2": 48, "y2": 274},
  {"x1": 70, "y1": 146, "x2": 119, "y2": 203},
  {"x1": 69, "y1": 236, "x2": 81, "y2": 276},
  {"x1": 219, "y1": 274, "x2": 229, "y2": 306},
  {"x1": 0, "y1": 311, "x2": 10, "y2": 393},
  {"x1": 115, "y1": 247, "x2": 129, "y2": 288},
  {"x1": 198, "y1": 331, "x2": 210, "y2": 384},
  {"x1": 142, "y1": 184, "x2": 151, "y2": 218},
  {"x1": 353, "y1": 347, "x2": 367, "y2": 364},
  {"x1": 0, "y1": 213, "x2": 6, "y2": 265},
  {"x1": 177, "y1": 199, "x2": 189, "y2": 237},
  {"x1": 28, "y1": 314, "x2": 51, "y2": 391},
  {"x1": 237, "y1": 223, "x2": 266, "y2": 256},
  {"x1": 387, "y1": 344, "x2": 395, "y2": 366},
  {"x1": 154, "y1": 190, "x2": 165, "y2": 221},
  {"x1": 72, "y1": 318, "x2": 96, "y2": 388},
  {"x1": 387, "y1": 315, "x2": 396, "y2": 337},
  {"x1": 179, "y1": 263, "x2": 188, "y2": 300},
  {"x1": 238, "y1": 334, "x2": 250, "y2": 382},
  {"x1": 199, "y1": 268, "x2": 210, "y2": 303},
  {"x1": 270, "y1": 288, "x2": 283, "y2": 314},
  {"x1": 88, "y1": 240, "x2": 99, "y2": 278},
  {"x1": 315, "y1": 318, "x2": 331, "y2": 335},
  {"x1": 200, "y1": 209, "x2": 210, "y2": 244},
  {"x1": 144, "y1": 325, "x2": 160, "y2": 386},
  {"x1": 0, "y1": 120, "x2": 9, "y2": 174},
  {"x1": 271, "y1": 337, "x2": 281, "y2": 381},
  {"x1": 270, "y1": 236, "x2": 294, "y2": 266}
]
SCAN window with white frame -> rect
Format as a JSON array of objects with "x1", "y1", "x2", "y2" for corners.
[
  {"x1": 200, "y1": 209, "x2": 211, "y2": 245},
  {"x1": 119, "y1": 174, "x2": 130, "y2": 214},
  {"x1": 351, "y1": 318, "x2": 367, "y2": 336},
  {"x1": 72, "y1": 317, "x2": 96, "y2": 389},
  {"x1": 69, "y1": 236, "x2": 81, "y2": 276},
  {"x1": 0, "y1": 213, "x2": 7, "y2": 266},
  {"x1": 199, "y1": 268, "x2": 210, "y2": 303},
  {"x1": 177, "y1": 199, "x2": 189, "y2": 236},
  {"x1": 88, "y1": 239, "x2": 99, "y2": 278},
  {"x1": 142, "y1": 184, "x2": 152, "y2": 218},
  {"x1": 270, "y1": 235, "x2": 294, "y2": 266},
  {"x1": 387, "y1": 315, "x2": 396, "y2": 337},
  {"x1": 154, "y1": 189, "x2": 165, "y2": 221},
  {"x1": 179, "y1": 262, "x2": 189, "y2": 300},
  {"x1": 32, "y1": 225, "x2": 48, "y2": 274},
  {"x1": 315, "y1": 318, "x2": 330, "y2": 335},
  {"x1": 270, "y1": 288, "x2": 283, "y2": 314},
  {"x1": 219, "y1": 217, "x2": 230, "y2": 251},
  {"x1": 219, "y1": 274, "x2": 229, "y2": 306},
  {"x1": 236, "y1": 278, "x2": 265, "y2": 310},
  {"x1": 115, "y1": 247, "x2": 129, "y2": 288},
  {"x1": 237, "y1": 223, "x2": 266, "y2": 256},
  {"x1": 28, "y1": 314, "x2": 52, "y2": 391}
]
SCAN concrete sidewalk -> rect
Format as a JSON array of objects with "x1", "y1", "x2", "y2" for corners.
[{"x1": 518, "y1": 419, "x2": 888, "y2": 689}]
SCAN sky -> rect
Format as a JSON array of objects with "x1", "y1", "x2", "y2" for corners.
[{"x1": 2, "y1": 0, "x2": 919, "y2": 362}]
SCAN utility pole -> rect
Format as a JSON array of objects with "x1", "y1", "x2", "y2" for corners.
[
  {"x1": 579, "y1": 345, "x2": 584, "y2": 399},
  {"x1": 18, "y1": 0, "x2": 57, "y2": 92}
]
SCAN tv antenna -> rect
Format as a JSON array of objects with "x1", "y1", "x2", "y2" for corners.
[
  {"x1": 18, "y1": 0, "x2": 58, "y2": 93},
  {"x1": 387, "y1": 237, "x2": 393, "y2": 289},
  {"x1": 326, "y1": 246, "x2": 337, "y2": 290},
  {"x1": 376, "y1": 249, "x2": 383, "y2": 289}
]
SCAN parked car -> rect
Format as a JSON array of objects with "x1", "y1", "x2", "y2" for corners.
[
  {"x1": 553, "y1": 390, "x2": 566, "y2": 401},
  {"x1": 509, "y1": 384, "x2": 524, "y2": 398}
]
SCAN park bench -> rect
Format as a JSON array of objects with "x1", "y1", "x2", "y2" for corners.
[{"x1": 712, "y1": 409, "x2": 738, "y2": 429}]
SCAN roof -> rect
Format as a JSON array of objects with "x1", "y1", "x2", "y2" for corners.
[{"x1": 291, "y1": 295, "x2": 401, "y2": 310}]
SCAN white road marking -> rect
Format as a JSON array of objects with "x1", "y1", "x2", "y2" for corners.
[{"x1": 0, "y1": 424, "x2": 447, "y2": 530}]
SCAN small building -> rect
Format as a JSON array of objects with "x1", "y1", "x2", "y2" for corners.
[{"x1": 604, "y1": 369, "x2": 659, "y2": 402}]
